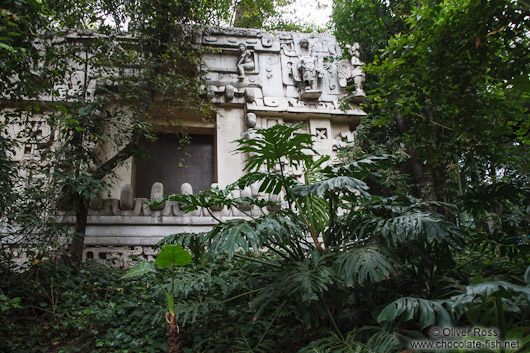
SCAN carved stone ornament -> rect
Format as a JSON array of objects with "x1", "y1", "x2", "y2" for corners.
[
  {"x1": 296, "y1": 55, "x2": 324, "y2": 100},
  {"x1": 340, "y1": 43, "x2": 366, "y2": 102},
  {"x1": 237, "y1": 43, "x2": 255, "y2": 80},
  {"x1": 246, "y1": 112, "x2": 257, "y2": 128}
]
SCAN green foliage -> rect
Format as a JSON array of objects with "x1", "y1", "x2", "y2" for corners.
[
  {"x1": 120, "y1": 261, "x2": 156, "y2": 279},
  {"x1": 231, "y1": 0, "x2": 299, "y2": 30},
  {"x1": 3, "y1": 123, "x2": 530, "y2": 352},
  {"x1": 1, "y1": 261, "x2": 167, "y2": 352},
  {"x1": 3, "y1": 1, "x2": 530, "y2": 348},
  {"x1": 334, "y1": 0, "x2": 530, "y2": 212},
  {"x1": 1, "y1": 0, "x2": 220, "y2": 262},
  {"x1": 158, "y1": 124, "x2": 525, "y2": 351},
  {"x1": 236, "y1": 123, "x2": 316, "y2": 174},
  {"x1": 335, "y1": 245, "x2": 395, "y2": 286},
  {"x1": 377, "y1": 297, "x2": 453, "y2": 329},
  {"x1": 451, "y1": 279, "x2": 530, "y2": 337},
  {"x1": 123, "y1": 244, "x2": 192, "y2": 314},
  {"x1": 155, "y1": 244, "x2": 192, "y2": 268}
]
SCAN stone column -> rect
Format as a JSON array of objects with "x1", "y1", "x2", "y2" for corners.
[{"x1": 215, "y1": 107, "x2": 246, "y2": 187}]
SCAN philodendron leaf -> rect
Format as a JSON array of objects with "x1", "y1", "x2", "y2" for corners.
[
  {"x1": 155, "y1": 244, "x2": 192, "y2": 268},
  {"x1": 377, "y1": 297, "x2": 453, "y2": 329},
  {"x1": 121, "y1": 262, "x2": 156, "y2": 279}
]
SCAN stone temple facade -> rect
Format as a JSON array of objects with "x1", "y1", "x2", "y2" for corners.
[{"x1": 6, "y1": 27, "x2": 366, "y2": 268}]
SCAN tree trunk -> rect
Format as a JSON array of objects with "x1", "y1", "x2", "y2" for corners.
[
  {"x1": 166, "y1": 313, "x2": 183, "y2": 353},
  {"x1": 394, "y1": 111, "x2": 436, "y2": 201},
  {"x1": 69, "y1": 197, "x2": 88, "y2": 263}
]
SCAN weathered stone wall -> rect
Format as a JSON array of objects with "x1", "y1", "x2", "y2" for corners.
[{"x1": 3, "y1": 27, "x2": 366, "y2": 267}]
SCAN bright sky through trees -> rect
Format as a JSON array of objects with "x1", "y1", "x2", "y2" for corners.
[{"x1": 284, "y1": 0, "x2": 332, "y2": 29}]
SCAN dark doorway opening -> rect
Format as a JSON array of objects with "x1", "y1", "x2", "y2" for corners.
[{"x1": 135, "y1": 134, "x2": 214, "y2": 198}]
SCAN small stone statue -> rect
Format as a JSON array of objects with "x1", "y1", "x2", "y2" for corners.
[
  {"x1": 347, "y1": 42, "x2": 362, "y2": 66},
  {"x1": 237, "y1": 43, "x2": 255, "y2": 80},
  {"x1": 346, "y1": 42, "x2": 365, "y2": 101},
  {"x1": 298, "y1": 56, "x2": 318, "y2": 90}
]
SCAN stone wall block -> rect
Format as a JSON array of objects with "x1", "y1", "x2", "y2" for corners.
[
  {"x1": 180, "y1": 182, "x2": 193, "y2": 215},
  {"x1": 172, "y1": 201, "x2": 183, "y2": 216},
  {"x1": 162, "y1": 200, "x2": 176, "y2": 216},
  {"x1": 228, "y1": 189, "x2": 240, "y2": 216},
  {"x1": 89, "y1": 192, "x2": 103, "y2": 210},
  {"x1": 102, "y1": 198, "x2": 117, "y2": 216},
  {"x1": 132, "y1": 198, "x2": 143, "y2": 216},
  {"x1": 137, "y1": 198, "x2": 151, "y2": 216},
  {"x1": 250, "y1": 182, "x2": 262, "y2": 197},
  {"x1": 231, "y1": 207, "x2": 243, "y2": 217},
  {"x1": 119, "y1": 184, "x2": 135, "y2": 210},
  {"x1": 244, "y1": 88, "x2": 255, "y2": 103},
  {"x1": 111, "y1": 199, "x2": 122, "y2": 215},
  {"x1": 267, "y1": 193, "x2": 282, "y2": 211},
  {"x1": 251, "y1": 205, "x2": 261, "y2": 217},
  {"x1": 221, "y1": 205, "x2": 231, "y2": 217},
  {"x1": 239, "y1": 186, "x2": 253, "y2": 211},
  {"x1": 150, "y1": 182, "x2": 165, "y2": 210},
  {"x1": 225, "y1": 85, "x2": 234, "y2": 101},
  {"x1": 246, "y1": 113, "x2": 257, "y2": 128},
  {"x1": 143, "y1": 246, "x2": 158, "y2": 262},
  {"x1": 181, "y1": 183, "x2": 193, "y2": 195}
]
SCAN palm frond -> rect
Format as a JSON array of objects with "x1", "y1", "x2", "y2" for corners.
[
  {"x1": 354, "y1": 210, "x2": 463, "y2": 248},
  {"x1": 363, "y1": 326, "x2": 417, "y2": 353},
  {"x1": 450, "y1": 281, "x2": 530, "y2": 322},
  {"x1": 327, "y1": 155, "x2": 389, "y2": 180},
  {"x1": 208, "y1": 219, "x2": 262, "y2": 259}
]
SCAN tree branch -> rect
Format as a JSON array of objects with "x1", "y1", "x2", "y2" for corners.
[
  {"x1": 91, "y1": 131, "x2": 145, "y2": 180},
  {"x1": 371, "y1": 0, "x2": 398, "y2": 35}
]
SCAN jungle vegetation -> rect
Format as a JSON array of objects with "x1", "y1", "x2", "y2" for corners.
[{"x1": 1, "y1": 0, "x2": 529, "y2": 352}]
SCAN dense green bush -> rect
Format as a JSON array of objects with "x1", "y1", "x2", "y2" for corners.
[
  {"x1": 1, "y1": 261, "x2": 166, "y2": 352},
  {"x1": 1, "y1": 124, "x2": 529, "y2": 353}
]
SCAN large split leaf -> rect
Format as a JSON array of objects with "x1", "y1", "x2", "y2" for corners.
[
  {"x1": 292, "y1": 176, "x2": 370, "y2": 198},
  {"x1": 336, "y1": 244, "x2": 397, "y2": 286},
  {"x1": 377, "y1": 297, "x2": 453, "y2": 329}
]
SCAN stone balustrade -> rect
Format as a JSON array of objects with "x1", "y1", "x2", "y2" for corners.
[{"x1": 60, "y1": 181, "x2": 284, "y2": 267}]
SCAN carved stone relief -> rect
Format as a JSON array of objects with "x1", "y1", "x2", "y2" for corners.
[
  {"x1": 201, "y1": 29, "x2": 367, "y2": 111},
  {"x1": 337, "y1": 43, "x2": 366, "y2": 103},
  {"x1": 236, "y1": 43, "x2": 255, "y2": 80}
]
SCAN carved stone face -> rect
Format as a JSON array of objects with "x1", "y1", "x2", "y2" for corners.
[
  {"x1": 300, "y1": 38, "x2": 309, "y2": 49},
  {"x1": 239, "y1": 43, "x2": 246, "y2": 52}
]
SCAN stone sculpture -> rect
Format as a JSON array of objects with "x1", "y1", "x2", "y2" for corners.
[
  {"x1": 237, "y1": 43, "x2": 255, "y2": 80},
  {"x1": 345, "y1": 42, "x2": 366, "y2": 102},
  {"x1": 292, "y1": 38, "x2": 325, "y2": 100},
  {"x1": 298, "y1": 56, "x2": 319, "y2": 90}
]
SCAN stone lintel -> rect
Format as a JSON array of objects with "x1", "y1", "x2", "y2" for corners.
[{"x1": 246, "y1": 99, "x2": 367, "y2": 121}]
